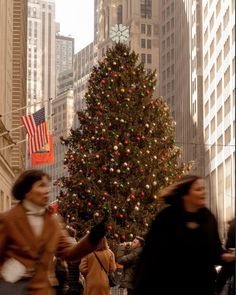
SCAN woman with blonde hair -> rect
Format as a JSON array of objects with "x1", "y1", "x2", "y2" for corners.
[
  {"x1": 80, "y1": 237, "x2": 116, "y2": 295},
  {"x1": 133, "y1": 175, "x2": 234, "y2": 295}
]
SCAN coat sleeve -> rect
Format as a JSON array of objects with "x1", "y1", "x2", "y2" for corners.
[
  {"x1": 116, "y1": 248, "x2": 141, "y2": 265},
  {"x1": 56, "y1": 230, "x2": 96, "y2": 262},
  {"x1": 79, "y1": 256, "x2": 89, "y2": 277},
  {"x1": 108, "y1": 250, "x2": 116, "y2": 273}
]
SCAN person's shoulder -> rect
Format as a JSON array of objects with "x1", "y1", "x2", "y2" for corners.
[
  {"x1": 199, "y1": 207, "x2": 216, "y2": 219},
  {"x1": 0, "y1": 203, "x2": 23, "y2": 220},
  {"x1": 154, "y1": 205, "x2": 177, "y2": 220}
]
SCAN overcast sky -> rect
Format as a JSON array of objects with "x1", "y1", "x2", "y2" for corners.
[{"x1": 55, "y1": 0, "x2": 94, "y2": 53}]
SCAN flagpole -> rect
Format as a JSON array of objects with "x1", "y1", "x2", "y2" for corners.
[
  {"x1": 0, "y1": 114, "x2": 54, "y2": 138},
  {"x1": 0, "y1": 98, "x2": 53, "y2": 118},
  {"x1": 0, "y1": 139, "x2": 26, "y2": 151}
]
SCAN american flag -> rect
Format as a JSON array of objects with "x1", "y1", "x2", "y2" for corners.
[{"x1": 21, "y1": 107, "x2": 48, "y2": 154}]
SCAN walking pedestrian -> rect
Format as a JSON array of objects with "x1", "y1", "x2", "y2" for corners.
[
  {"x1": 132, "y1": 174, "x2": 234, "y2": 295},
  {"x1": 116, "y1": 236, "x2": 144, "y2": 295},
  {"x1": 0, "y1": 169, "x2": 107, "y2": 295},
  {"x1": 80, "y1": 237, "x2": 116, "y2": 295}
]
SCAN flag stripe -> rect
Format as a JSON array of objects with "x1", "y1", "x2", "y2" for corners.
[{"x1": 21, "y1": 107, "x2": 48, "y2": 154}]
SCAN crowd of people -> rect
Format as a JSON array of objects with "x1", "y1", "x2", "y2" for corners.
[{"x1": 0, "y1": 169, "x2": 234, "y2": 295}]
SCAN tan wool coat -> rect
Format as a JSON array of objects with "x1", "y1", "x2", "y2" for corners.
[
  {"x1": 80, "y1": 249, "x2": 116, "y2": 295},
  {"x1": 0, "y1": 204, "x2": 96, "y2": 295}
]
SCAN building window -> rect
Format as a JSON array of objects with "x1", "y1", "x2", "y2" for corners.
[
  {"x1": 216, "y1": 24, "x2": 222, "y2": 44},
  {"x1": 217, "y1": 80, "x2": 222, "y2": 98},
  {"x1": 147, "y1": 25, "x2": 152, "y2": 35},
  {"x1": 147, "y1": 39, "x2": 152, "y2": 49},
  {"x1": 204, "y1": 28, "x2": 208, "y2": 43},
  {"x1": 162, "y1": 40, "x2": 165, "y2": 50},
  {"x1": 210, "y1": 14, "x2": 214, "y2": 32},
  {"x1": 210, "y1": 144, "x2": 216, "y2": 160},
  {"x1": 204, "y1": 76, "x2": 209, "y2": 91},
  {"x1": 205, "y1": 101, "x2": 209, "y2": 116},
  {"x1": 211, "y1": 118, "x2": 215, "y2": 133},
  {"x1": 205, "y1": 126, "x2": 209, "y2": 140},
  {"x1": 204, "y1": 3, "x2": 208, "y2": 20},
  {"x1": 141, "y1": 24, "x2": 146, "y2": 33},
  {"x1": 210, "y1": 40, "x2": 214, "y2": 57},
  {"x1": 217, "y1": 107, "x2": 222, "y2": 126},
  {"x1": 232, "y1": 26, "x2": 235, "y2": 44},
  {"x1": 225, "y1": 126, "x2": 231, "y2": 145},
  {"x1": 210, "y1": 91, "x2": 215, "y2": 108},
  {"x1": 224, "y1": 96, "x2": 231, "y2": 116},
  {"x1": 171, "y1": 49, "x2": 174, "y2": 60},
  {"x1": 223, "y1": 8, "x2": 229, "y2": 29},
  {"x1": 204, "y1": 52, "x2": 208, "y2": 68},
  {"x1": 141, "y1": 39, "x2": 146, "y2": 48},
  {"x1": 140, "y1": 0, "x2": 152, "y2": 19},
  {"x1": 162, "y1": 10, "x2": 165, "y2": 21},
  {"x1": 167, "y1": 37, "x2": 170, "y2": 47},
  {"x1": 224, "y1": 66, "x2": 230, "y2": 87},
  {"x1": 147, "y1": 54, "x2": 152, "y2": 63},
  {"x1": 217, "y1": 136, "x2": 223, "y2": 152},
  {"x1": 216, "y1": 51, "x2": 222, "y2": 71},
  {"x1": 210, "y1": 65, "x2": 215, "y2": 83},
  {"x1": 224, "y1": 37, "x2": 230, "y2": 58},
  {"x1": 216, "y1": 0, "x2": 221, "y2": 17},
  {"x1": 117, "y1": 5, "x2": 123, "y2": 24},
  {"x1": 162, "y1": 25, "x2": 165, "y2": 35}
]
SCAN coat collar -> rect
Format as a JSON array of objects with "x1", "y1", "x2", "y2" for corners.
[{"x1": 12, "y1": 203, "x2": 55, "y2": 251}]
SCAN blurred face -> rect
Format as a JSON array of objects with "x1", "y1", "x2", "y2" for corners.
[
  {"x1": 183, "y1": 179, "x2": 206, "y2": 212},
  {"x1": 131, "y1": 238, "x2": 141, "y2": 249},
  {"x1": 25, "y1": 175, "x2": 50, "y2": 207}
]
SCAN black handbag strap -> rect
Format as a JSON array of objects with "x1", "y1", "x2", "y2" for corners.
[{"x1": 94, "y1": 252, "x2": 108, "y2": 274}]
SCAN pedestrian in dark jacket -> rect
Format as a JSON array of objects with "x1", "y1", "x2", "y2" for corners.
[
  {"x1": 117, "y1": 236, "x2": 144, "y2": 295},
  {"x1": 132, "y1": 175, "x2": 234, "y2": 295},
  {"x1": 216, "y1": 218, "x2": 235, "y2": 294}
]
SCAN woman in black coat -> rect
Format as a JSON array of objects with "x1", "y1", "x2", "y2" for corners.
[{"x1": 132, "y1": 175, "x2": 233, "y2": 295}]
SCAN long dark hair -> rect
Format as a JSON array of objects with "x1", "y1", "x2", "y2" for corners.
[{"x1": 158, "y1": 175, "x2": 202, "y2": 206}]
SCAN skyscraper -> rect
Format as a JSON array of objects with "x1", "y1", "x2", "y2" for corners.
[
  {"x1": 27, "y1": 0, "x2": 56, "y2": 115},
  {"x1": 202, "y1": 0, "x2": 235, "y2": 234},
  {"x1": 0, "y1": 0, "x2": 27, "y2": 211},
  {"x1": 158, "y1": 0, "x2": 205, "y2": 177},
  {"x1": 97, "y1": 0, "x2": 159, "y2": 83},
  {"x1": 158, "y1": 0, "x2": 235, "y2": 235}
]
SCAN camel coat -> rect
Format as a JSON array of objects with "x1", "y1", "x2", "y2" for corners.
[
  {"x1": 80, "y1": 249, "x2": 116, "y2": 295},
  {"x1": 0, "y1": 204, "x2": 96, "y2": 295}
]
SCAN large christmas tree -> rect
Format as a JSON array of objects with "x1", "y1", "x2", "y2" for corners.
[{"x1": 57, "y1": 43, "x2": 187, "y2": 244}]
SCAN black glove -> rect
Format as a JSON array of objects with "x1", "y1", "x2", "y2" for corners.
[{"x1": 88, "y1": 218, "x2": 107, "y2": 246}]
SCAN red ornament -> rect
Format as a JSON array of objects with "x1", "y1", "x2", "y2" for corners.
[
  {"x1": 88, "y1": 202, "x2": 92, "y2": 207},
  {"x1": 136, "y1": 136, "x2": 141, "y2": 141},
  {"x1": 100, "y1": 79, "x2": 106, "y2": 85},
  {"x1": 140, "y1": 191, "x2": 145, "y2": 197},
  {"x1": 102, "y1": 165, "x2": 107, "y2": 172},
  {"x1": 121, "y1": 234, "x2": 126, "y2": 241},
  {"x1": 129, "y1": 194, "x2": 136, "y2": 200},
  {"x1": 119, "y1": 214, "x2": 124, "y2": 219},
  {"x1": 107, "y1": 225, "x2": 112, "y2": 231},
  {"x1": 124, "y1": 140, "x2": 129, "y2": 145}
]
